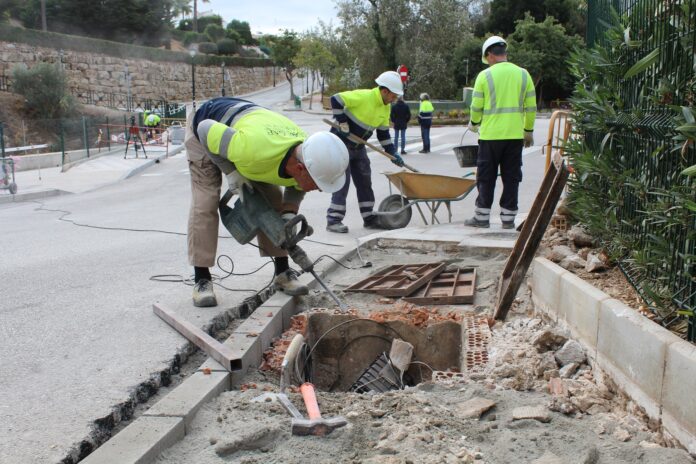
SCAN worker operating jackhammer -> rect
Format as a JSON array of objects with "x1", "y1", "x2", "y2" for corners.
[{"x1": 185, "y1": 97, "x2": 349, "y2": 307}]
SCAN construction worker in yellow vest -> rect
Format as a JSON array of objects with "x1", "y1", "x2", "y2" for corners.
[
  {"x1": 185, "y1": 97, "x2": 349, "y2": 307},
  {"x1": 466, "y1": 35, "x2": 536, "y2": 230},
  {"x1": 417, "y1": 93, "x2": 434, "y2": 153},
  {"x1": 326, "y1": 71, "x2": 405, "y2": 233}
]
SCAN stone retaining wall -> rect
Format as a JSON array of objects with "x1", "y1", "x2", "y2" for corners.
[{"x1": 0, "y1": 41, "x2": 275, "y2": 104}]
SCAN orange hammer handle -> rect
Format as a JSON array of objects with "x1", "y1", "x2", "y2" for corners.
[{"x1": 300, "y1": 383, "x2": 322, "y2": 420}]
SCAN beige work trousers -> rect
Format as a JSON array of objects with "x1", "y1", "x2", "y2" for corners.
[{"x1": 185, "y1": 113, "x2": 302, "y2": 268}]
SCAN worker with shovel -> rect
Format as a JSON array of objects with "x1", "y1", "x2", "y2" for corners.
[
  {"x1": 185, "y1": 97, "x2": 349, "y2": 307},
  {"x1": 465, "y1": 35, "x2": 536, "y2": 229},
  {"x1": 325, "y1": 71, "x2": 406, "y2": 233}
]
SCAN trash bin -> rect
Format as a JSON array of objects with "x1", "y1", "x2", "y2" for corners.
[
  {"x1": 294, "y1": 95, "x2": 301, "y2": 109},
  {"x1": 168, "y1": 123, "x2": 185, "y2": 145}
]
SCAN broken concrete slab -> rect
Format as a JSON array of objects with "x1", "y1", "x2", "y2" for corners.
[
  {"x1": 512, "y1": 406, "x2": 551, "y2": 423},
  {"x1": 559, "y1": 362, "x2": 579, "y2": 378},
  {"x1": 455, "y1": 397, "x2": 496, "y2": 419},
  {"x1": 532, "y1": 329, "x2": 568, "y2": 353}
]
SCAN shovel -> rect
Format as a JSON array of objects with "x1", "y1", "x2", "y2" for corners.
[{"x1": 322, "y1": 118, "x2": 420, "y2": 173}]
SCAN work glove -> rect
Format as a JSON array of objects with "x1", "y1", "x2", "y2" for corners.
[
  {"x1": 467, "y1": 122, "x2": 479, "y2": 134},
  {"x1": 338, "y1": 121, "x2": 350, "y2": 134},
  {"x1": 391, "y1": 152, "x2": 405, "y2": 167},
  {"x1": 226, "y1": 171, "x2": 252, "y2": 200},
  {"x1": 524, "y1": 131, "x2": 534, "y2": 148}
]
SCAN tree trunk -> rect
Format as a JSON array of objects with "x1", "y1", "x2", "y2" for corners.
[
  {"x1": 193, "y1": 0, "x2": 198, "y2": 33},
  {"x1": 40, "y1": 0, "x2": 47, "y2": 31},
  {"x1": 309, "y1": 72, "x2": 316, "y2": 110},
  {"x1": 286, "y1": 71, "x2": 295, "y2": 100}
]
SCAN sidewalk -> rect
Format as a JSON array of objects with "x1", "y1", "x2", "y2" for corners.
[{"x1": 0, "y1": 144, "x2": 185, "y2": 205}]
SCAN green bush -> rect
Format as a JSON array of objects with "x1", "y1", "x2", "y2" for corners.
[
  {"x1": 183, "y1": 31, "x2": 207, "y2": 46},
  {"x1": 170, "y1": 29, "x2": 186, "y2": 41},
  {"x1": 0, "y1": 24, "x2": 272, "y2": 67},
  {"x1": 204, "y1": 24, "x2": 225, "y2": 43},
  {"x1": 11, "y1": 63, "x2": 75, "y2": 119},
  {"x1": 198, "y1": 42, "x2": 218, "y2": 55},
  {"x1": 217, "y1": 38, "x2": 238, "y2": 56}
]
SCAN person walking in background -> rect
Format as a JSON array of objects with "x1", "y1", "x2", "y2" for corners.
[
  {"x1": 417, "y1": 93, "x2": 434, "y2": 153},
  {"x1": 325, "y1": 71, "x2": 405, "y2": 234},
  {"x1": 390, "y1": 96, "x2": 411, "y2": 155},
  {"x1": 465, "y1": 35, "x2": 536, "y2": 230}
]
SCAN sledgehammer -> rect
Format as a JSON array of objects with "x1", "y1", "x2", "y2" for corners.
[{"x1": 291, "y1": 383, "x2": 347, "y2": 436}]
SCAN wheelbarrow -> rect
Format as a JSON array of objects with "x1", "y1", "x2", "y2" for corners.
[
  {"x1": 0, "y1": 157, "x2": 17, "y2": 194},
  {"x1": 374, "y1": 171, "x2": 476, "y2": 229}
]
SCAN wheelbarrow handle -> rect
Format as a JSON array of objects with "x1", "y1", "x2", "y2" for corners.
[{"x1": 322, "y1": 119, "x2": 419, "y2": 173}]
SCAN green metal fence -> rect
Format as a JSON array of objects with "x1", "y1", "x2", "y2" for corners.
[{"x1": 585, "y1": 0, "x2": 696, "y2": 338}]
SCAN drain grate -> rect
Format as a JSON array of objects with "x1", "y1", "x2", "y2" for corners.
[
  {"x1": 464, "y1": 316, "x2": 490, "y2": 372},
  {"x1": 349, "y1": 352, "x2": 402, "y2": 394}
]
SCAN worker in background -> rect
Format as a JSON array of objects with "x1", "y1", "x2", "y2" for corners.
[
  {"x1": 326, "y1": 71, "x2": 405, "y2": 234},
  {"x1": 417, "y1": 93, "x2": 434, "y2": 153},
  {"x1": 144, "y1": 111, "x2": 161, "y2": 141},
  {"x1": 465, "y1": 35, "x2": 536, "y2": 229},
  {"x1": 390, "y1": 96, "x2": 411, "y2": 155},
  {"x1": 186, "y1": 97, "x2": 349, "y2": 307}
]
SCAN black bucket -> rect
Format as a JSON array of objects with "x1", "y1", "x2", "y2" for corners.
[
  {"x1": 454, "y1": 144, "x2": 478, "y2": 167},
  {"x1": 453, "y1": 129, "x2": 478, "y2": 167}
]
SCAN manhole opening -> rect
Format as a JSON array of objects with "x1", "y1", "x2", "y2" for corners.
[{"x1": 303, "y1": 312, "x2": 462, "y2": 393}]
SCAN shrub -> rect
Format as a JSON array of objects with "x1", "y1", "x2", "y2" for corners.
[
  {"x1": 183, "y1": 31, "x2": 207, "y2": 46},
  {"x1": 11, "y1": 63, "x2": 75, "y2": 119},
  {"x1": 204, "y1": 24, "x2": 225, "y2": 43},
  {"x1": 217, "y1": 38, "x2": 238, "y2": 56},
  {"x1": 448, "y1": 109, "x2": 459, "y2": 119},
  {"x1": 198, "y1": 42, "x2": 218, "y2": 55}
]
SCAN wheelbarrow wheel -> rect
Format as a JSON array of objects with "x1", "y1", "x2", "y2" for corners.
[
  {"x1": 9, "y1": 182, "x2": 17, "y2": 194},
  {"x1": 377, "y1": 194, "x2": 412, "y2": 229}
]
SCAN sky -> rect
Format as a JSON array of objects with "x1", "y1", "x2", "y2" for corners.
[{"x1": 200, "y1": 0, "x2": 341, "y2": 35}]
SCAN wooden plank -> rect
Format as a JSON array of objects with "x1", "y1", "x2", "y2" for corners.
[
  {"x1": 153, "y1": 303, "x2": 242, "y2": 371},
  {"x1": 345, "y1": 263, "x2": 446, "y2": 297},
  {"x1": 493, "y1": 152, "x2": 569, "y2": 320},
  {"x1": 403, "y1": 268, "x2": 477, "y2": 305}
]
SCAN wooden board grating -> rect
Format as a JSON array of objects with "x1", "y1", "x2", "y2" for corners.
[
  {"x1": 345, "y1": 262, "x2": 446, "y2": 297},
  {"x1": 403, "y1": 268, "x2": 476, "y2": 305}
]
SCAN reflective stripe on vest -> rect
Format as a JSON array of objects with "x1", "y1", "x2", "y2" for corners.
[{"x1": 482, "y1": 68, "x2": 529, "y2": 115}]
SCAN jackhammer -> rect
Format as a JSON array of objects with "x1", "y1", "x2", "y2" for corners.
[{"x1": 218, "y1": 186, "x2": 349, "y2": 312}]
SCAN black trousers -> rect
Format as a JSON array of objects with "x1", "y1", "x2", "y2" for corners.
[{"x1": 474, "y1": 139, "x2": 523, "y2": 222}]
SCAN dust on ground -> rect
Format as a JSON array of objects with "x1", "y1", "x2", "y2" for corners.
[{"x1": 154, "y1": 246, "x2": 694, "y2": 464}]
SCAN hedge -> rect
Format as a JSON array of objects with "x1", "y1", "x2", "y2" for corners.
[{"x1": 0, "y1": 24, "x2": 273, "y2": 67}]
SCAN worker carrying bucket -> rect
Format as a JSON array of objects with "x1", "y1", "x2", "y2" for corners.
[{"x1": 464, "y1": 35, "x2": 537, "y2": 230}]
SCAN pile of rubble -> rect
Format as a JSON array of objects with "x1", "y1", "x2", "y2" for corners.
[{"x1": 542, "y1": 223, "x2": 609, "y2": 273}]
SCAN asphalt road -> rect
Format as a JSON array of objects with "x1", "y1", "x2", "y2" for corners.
[{"x1": 0, "y1": 79, "x2": 551, "y2": 463}]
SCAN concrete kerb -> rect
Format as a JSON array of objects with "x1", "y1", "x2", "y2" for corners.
[
  {"x1": 84, "y1": 288, "x2": 298, "y2": 464},
  {"x1": 529, "y1": 257, "x2": 696, "y2": 454}
]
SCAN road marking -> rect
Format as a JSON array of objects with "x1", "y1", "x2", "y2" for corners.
[{"x1": 141, "y1": 173, "x2": 162, "y2": 177}]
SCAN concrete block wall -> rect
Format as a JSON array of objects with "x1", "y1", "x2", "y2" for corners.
[{"x1": 530, "y1": 257, "x2": 695, "y2": 454}]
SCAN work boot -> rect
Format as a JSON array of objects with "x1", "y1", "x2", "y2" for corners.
[
  {"x1": 464, "y1": 217, "x2": 490, "y2": 228},
  {"x1": 192, "y1": 279, "x2": 217, "y2": 307},
  {"x1": 364, "y1": 218, "x2": 386, "y2": 230},
  {"x1": 502, "y1": 221, "x2": 515, "y2": 230},
  {"x1": 273, "y1": 269, "x2": 308, "y2": 296},
  {"x1": 401, "y1": 150, "x2": 407, "y2": 155},
  {"x1": 418, "y1": 149, "x2": 427, "y2": 153},
  {"x1": 327, "y1": 222, "x2": 349, "y2": 233}
]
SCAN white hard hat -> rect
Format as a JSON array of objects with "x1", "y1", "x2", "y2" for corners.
[
  {"x1": 374, "y1": 71, "x2": 404, "y2": 96},
  {"x1": 300, "y1": 132, "x2": 349, "y2": 193},
  {"x1": 481, "y1": 35, "x2": 507, "y2": 64}
]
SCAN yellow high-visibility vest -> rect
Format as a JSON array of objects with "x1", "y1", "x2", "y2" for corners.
[
  {"x1": 203, "y1": 109, "x2": 306, "y2": 187},
  {"x1": 470, "y1": 62, "x2": 536, "y2": 140}
]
